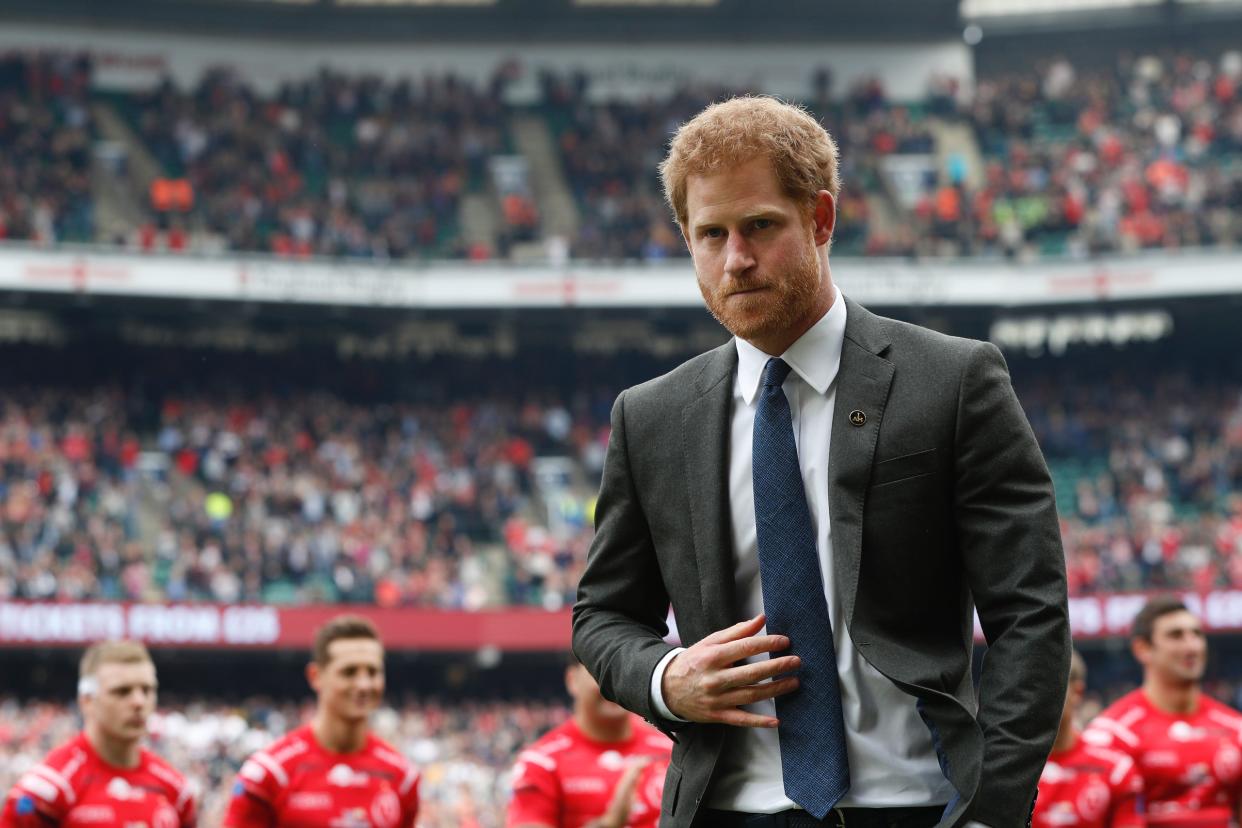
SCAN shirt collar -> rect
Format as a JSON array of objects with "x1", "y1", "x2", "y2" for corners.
[{"x1": 735, "y1": 291, "x2": 848, "y2": 405}]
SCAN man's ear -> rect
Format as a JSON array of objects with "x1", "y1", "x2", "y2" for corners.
[
  {"x1": 306, "y1": 661, "x2": 321, "y2": 694},
  {"x1": 813, "y1": 190, "x2": 836, "y2": 246},
  {"x1": 1131, "y1": 637, "x2": 1151, "y2": 667}
]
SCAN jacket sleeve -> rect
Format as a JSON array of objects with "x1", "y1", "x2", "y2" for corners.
[
  {"x1": 572, "y1": 389, "x2": 678, "y2": 726},
  {"x1": 954, "y1": 341, "x2": 1070, "y2": 827}
]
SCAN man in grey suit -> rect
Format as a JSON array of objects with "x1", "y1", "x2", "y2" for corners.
[{"x1": 571, "y1": 97, "x2": 1069, "y2": 828}]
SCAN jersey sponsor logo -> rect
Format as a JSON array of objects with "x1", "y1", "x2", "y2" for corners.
[
  {"x1": 563, "y1": 776, "x2": 608, "y2": 794},
  {"x1": 327, "y1": 764, "x2": 371, "y2": 787},
  {"x1": 598, "y1": 750, "x2": 625, "y2": 771},
  {"x1": 289, "y1": 792, "x2": 334, "y2": 810},
  {"x1": 1214, "y1": 743, "x2": 1242, "y2": 782},
  {"x1": 1168, "y1": 721, "x2": 1208, "y2": 742},
  {"x1": 107, "y1": 778, "x2": 148, "y2": 802},
  {"x1": 370, "y1": 789, "x2": 400, "y2": 828},
  {"x1": 70, "y1": 805, "x2": 116, "y2": 823},
  {"x1": 1040, "y1": 761, "x2": 1075, "y2": 784},
  {"x1": 18, "y1": 773, "x2": 60, "y2": 803},
  {"x1": 15, "y1": 796, "x2": 36, "y2": 816},
  {"x1": 1142, "y1": 750, "x2": 1183, "y2": 768},
  {"x1": 1076, "y1": 778, "x2": 1109, "y2": 821},
  {"x1": 1040, "y1": 803, "x2": 1080, "y2": 826}
]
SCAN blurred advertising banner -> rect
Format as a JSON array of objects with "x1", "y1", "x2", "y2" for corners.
[
  {"x1": 977, "y1": 591, "x2": 1242, "y2": 643},
  {"x1": 0, "y1": 601, "x2": 573, "y2": 651},
  {"x1": 6, "y1": 593, "x2": 1242, "y2": 650}
]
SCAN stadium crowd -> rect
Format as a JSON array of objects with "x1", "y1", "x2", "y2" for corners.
[
  {"x1": 0, "y1": 52, "x2": 95, "y2": 246},
  {"x1": 1, "y1": 366, "x2": 1241, "y2": 606},
  {"x1": 0, "y1": 384, "x2": 608, "y2": 609},
  {"x1": 1022, "y1": 370, "x2": 1242, "y2": 596},
  {"x1": 126, "y1": 66, "x2": 509, "y2": 260},
  {"x1": 5, "y1": 48, "x2": 1240, "y2": 261},
  {"x1": 535, "y1": 70, "x2": 912, "y2": 260},
  {"x1": 915, "y1": 51, "x2": 1242, "y2": 258}
]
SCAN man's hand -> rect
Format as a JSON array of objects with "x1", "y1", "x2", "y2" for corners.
[
  {"x1": 661, "y1": 614, "x2": 800, "y2": 727},
  {"x1": 583, "y1": 757, "x2": 653, "y2": 828}
]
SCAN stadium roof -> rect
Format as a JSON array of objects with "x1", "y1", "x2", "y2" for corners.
[{"x1": 0, "y1": 0, "x2": 963, "y2": 40}]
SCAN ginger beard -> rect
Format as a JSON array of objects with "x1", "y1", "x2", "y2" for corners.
[{"x1": 695, "y1": 226, "x2": 823, "y2": 345}]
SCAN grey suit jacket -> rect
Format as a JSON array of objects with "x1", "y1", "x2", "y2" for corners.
[{"x1": 572, "y1": 298, "x2": 1070, "y2": 828}]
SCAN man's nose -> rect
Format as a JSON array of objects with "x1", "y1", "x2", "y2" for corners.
[{"x1": 724, "y1": 232, "x2": 756, "y2": 276}]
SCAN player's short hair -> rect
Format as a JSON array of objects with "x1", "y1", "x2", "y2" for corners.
[
  {"x1": 78, "y1": 640, "x2": 154, "y2": 695},
  {"x1": 1131, "y1": 595, "x2": 1192, "y2": 643},
  {"x1": 313, "y1": 615, "x2": 382, "y2": 666},
  {"x1": 1068, "y1": 650, "x2": 1086, "y2": 685},
  {"x1": 659, "y1": 95, "x2": 841, "y2": 230}
]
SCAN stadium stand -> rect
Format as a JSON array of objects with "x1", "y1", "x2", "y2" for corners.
[
  {"x1": 115, "y1": 67, "x2": 510, "y2": 260},
  {"x1": 0, "y1": 380, "x2": 606, "y2": 610},
  {"x1": 2, "y1": 358, "x2": 1241, "y2": 606},
  {"x1": 0, "y1": 52, "x2": 95, "y2": 245},
  {"x1": 916, "y1": 53, "x2": 1242, "y2": 258},
  {"x1": 5, "y1": 47, "x2": 1239, "y2": 261}
]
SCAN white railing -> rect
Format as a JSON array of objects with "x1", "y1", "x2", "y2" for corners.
[{"x1": 1, "y1": 241, "x2": 1240, "y2": 309}]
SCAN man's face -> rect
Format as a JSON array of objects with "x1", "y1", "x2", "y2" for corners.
[
  {"x1": 1136, "y1": 610, "x2": 1207, "y2": 685},
  {"x1": 682, "y1": 157, "x2": 832, "y2": 348},
  {"x1": 309, "y1": 638, "x2": 385, "y2": 724},
  {"x1": 81, "y1": 661, "x2": 157, "y2": 744},
  {"x1": 566, "y1": 664, "x2": 629, "y2": 726}
]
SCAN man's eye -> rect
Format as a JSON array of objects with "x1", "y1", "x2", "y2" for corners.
[
  {"x1": 753, "y1": 219, "x2": 773, "y2": 230},
  {"x1": 703, "y1": 228, "x2": 723, "y2": 239}
]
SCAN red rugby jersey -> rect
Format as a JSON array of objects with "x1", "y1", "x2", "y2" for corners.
[
  {"x1": 222, "y1": 723, "x2": 419, "y2": 828},
  {"x1": 1083, "y1": 689, "x2": 1242, "y2": 827},
  {"x1": 0, "y1": 732, "x2": 197, "y2": 828},
  {"x1": 1033, "y1": 733, "x2": 1143, "y2": 828},
  {"x1": 506, "y1": 715, "x2": 673, "y2": 828}
]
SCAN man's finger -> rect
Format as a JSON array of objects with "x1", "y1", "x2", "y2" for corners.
[
  {"x1": 709, "y1": 708, "x2": 781, "y2": 729},
  {"x1": 698, "y1": 613, "x2": 767, "y2": 646},
  {"x1": 716, "y1": 655, "x2": 801, "y2": 688},
  {"x1": 711, "y1": 633, "x2": 792, "y2": 666},
  {"x1": 716, "y1": 676, "x2": 800, "y2": 708}
]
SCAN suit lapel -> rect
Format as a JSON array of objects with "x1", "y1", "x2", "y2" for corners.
[
  {"x1": 682, "y1": 342, "x2": 738, "y2": 632},
  {"x1": 830, "y1": 298, "x2": 895, "y2": 627}
]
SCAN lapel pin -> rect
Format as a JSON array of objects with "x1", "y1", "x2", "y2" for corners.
[{"x1": 849, "y1": 410, "x2": 866, "y2": 427}]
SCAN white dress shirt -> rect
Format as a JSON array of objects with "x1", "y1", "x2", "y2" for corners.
[{"x1": 650, "y1": 294, "x2": 955, "y2": 812}]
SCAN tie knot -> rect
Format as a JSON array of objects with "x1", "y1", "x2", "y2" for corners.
[{"x1": 761, "y1": 358, "x2": 792, "y2": 389}]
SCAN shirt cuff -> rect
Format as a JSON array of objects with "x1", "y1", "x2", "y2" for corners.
[{"x1": 650, "y1": 647, "x2": 689, "y2": 722}]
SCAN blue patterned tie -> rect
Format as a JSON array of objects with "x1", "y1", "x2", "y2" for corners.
[{"x1": 753, "y1": 357, "x2": 850, "y2": 818}]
